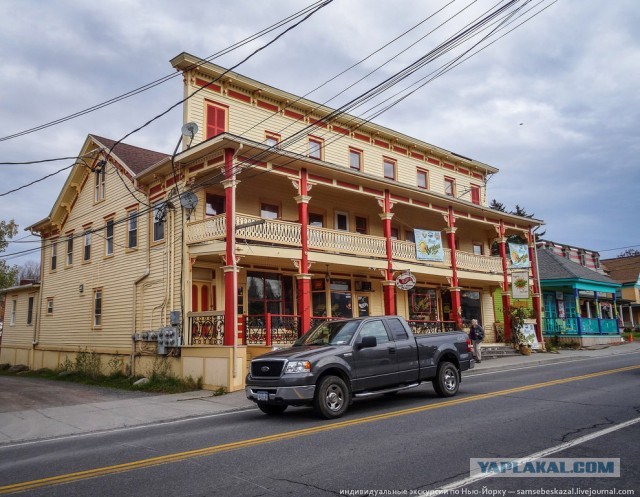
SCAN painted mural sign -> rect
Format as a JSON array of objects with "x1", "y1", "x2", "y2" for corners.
[
  {"x1": 415, "y1": 229, "x2": 444, "y2": 262},
  {"x1": 521, "y1": 322, "x2": 540, "y2": 350},
  {"x1": 508, "y1": 243, "x2": 530, "y2": 268},
  {"x1": 511, "y1": 270, "x2": 530, "y2": 299}
]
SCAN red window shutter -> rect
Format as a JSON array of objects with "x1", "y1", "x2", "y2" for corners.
[
  {"x1": 201, "y1": 286, "x2": 209, "y2": 312},
  {"x1": 206, "y1": 104, "x2": 226, "y2": 139},
  {"x1": 471, "y1": 186, "x2": 480, "y2": 205},
  {"x1": 192, "y1": 284, "x2": 198, "y2": 312}
]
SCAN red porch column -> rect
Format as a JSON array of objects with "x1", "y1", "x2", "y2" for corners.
[
  {"x1": 447, "y1": 207, "x2": 462, "y2": 328},
  {"x1": 379, "y1": 190, "x2": 395, "y2": 315},
  {"x1": 528, "y1": 229, "x2": 543, "y2": 345},
  {"x1": 295, "y1": 168, "x2": 312, "y2": 335},
  {"x1": 222, "y1": 148, "x2": 239, "y2": 347},
  {"x1": 499, "y1": 221, "x2": 511, "y2": 341}
]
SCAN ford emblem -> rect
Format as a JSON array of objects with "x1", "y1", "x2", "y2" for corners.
[{"x1": 261, "y1": 366, "x2": 270, "y2": 373}]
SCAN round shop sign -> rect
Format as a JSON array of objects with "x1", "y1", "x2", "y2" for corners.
[{"x1": 395, "y1": 271, "x2": 416, "y2": 291}]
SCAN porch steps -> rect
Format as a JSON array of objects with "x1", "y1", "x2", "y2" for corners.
[{"x1": 480, "y1": 345, "x2": 521, "y2": 360}]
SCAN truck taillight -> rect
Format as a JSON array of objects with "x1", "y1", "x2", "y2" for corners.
[{"x1": 467, "y1": 337, "x2": 473, "y2": 353}]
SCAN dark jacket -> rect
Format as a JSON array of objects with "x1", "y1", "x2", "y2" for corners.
[{"x1": 469, "y1": 324, "x2": 484, "y2": 341}]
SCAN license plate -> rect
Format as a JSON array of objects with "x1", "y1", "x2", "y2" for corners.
[{"x1": 256, "y1": 391, "x2": 269, "y2": 402}]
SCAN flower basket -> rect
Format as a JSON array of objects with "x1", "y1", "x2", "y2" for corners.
[{"x1": 519, "y1": 344, "x2": 532, "y2": 356}]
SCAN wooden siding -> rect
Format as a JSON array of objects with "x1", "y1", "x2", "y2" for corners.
[{"x1": 1, "y1": 289, "x2": 38, "y2": 347}]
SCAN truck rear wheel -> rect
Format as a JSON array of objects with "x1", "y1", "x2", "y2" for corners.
[
  {"x1": 432, "y1": 361, "x2": 459, "y2": 397},
  {"x1": 313, "y1": 375, "x2": 350, "y2": 419},
  {"x1": 257, "y1": 402, "x2": 287, "y2": 415}
]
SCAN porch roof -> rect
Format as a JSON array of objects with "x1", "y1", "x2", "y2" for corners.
[{"x1": 538, "y1": 249, "x2": 619, "y2": 288}]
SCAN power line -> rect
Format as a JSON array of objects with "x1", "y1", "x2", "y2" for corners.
[{"x1": 0, "y1": 1, "x2": 328, "y2": 143}]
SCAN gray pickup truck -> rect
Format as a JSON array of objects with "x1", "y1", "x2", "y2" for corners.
[{"x1": 245, "y1": 316, "x2": 473, "y2": 418}]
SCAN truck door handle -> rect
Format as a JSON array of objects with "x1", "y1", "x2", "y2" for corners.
[{"x1": 388, "y1": 348, "x2": 396, "y2": 354}]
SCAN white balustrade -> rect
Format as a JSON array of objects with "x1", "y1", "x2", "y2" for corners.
[{"x1": 308, "y1": 227, "x2": 387, "y2": 258}]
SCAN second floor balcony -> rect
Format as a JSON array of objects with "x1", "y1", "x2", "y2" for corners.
[{"x1": 187, "y1": 213, "x2": 504, "y2": 275}]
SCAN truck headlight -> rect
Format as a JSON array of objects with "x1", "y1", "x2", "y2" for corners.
[{"x1": 284, "y1": 360, "x2": 311, "y2": 374}]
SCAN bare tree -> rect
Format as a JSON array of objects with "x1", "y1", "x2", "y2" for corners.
[{"x1": 15, "y1": 260, "x2": 41, "y2": 284}]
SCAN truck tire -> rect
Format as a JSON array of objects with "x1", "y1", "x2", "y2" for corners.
[
  {"x1": 313, "y1": 375, "x2": 350, "y2": 419},
  {"x1": 432, "y1": 361, "x2": 459, "y2": 397},
  {"x1": 257, "y1": 402, "x2": 287, "y2": 415}
]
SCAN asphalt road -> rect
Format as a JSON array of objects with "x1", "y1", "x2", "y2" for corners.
[{"x1": 1, "y1": 352, "x2": 639, "y2": 496}]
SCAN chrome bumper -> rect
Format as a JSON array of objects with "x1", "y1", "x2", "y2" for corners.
[{"x1": 245, "y1": 385, "x2": 316, "y2": 404}]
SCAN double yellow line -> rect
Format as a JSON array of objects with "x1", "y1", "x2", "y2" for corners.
[{"x1": 2, "y1": 364, "x2": 639, "y2": 495}]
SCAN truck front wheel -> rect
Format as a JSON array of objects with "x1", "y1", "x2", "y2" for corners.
[
  {"x1": 313, "y1": 375, "x2": 350, "y2": 419},
  {"x1": 432, "y1": 361, "x2": 459, "y2": 397}
]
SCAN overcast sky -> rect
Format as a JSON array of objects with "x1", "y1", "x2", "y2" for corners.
[{"x1": 1, "y1": 0, "x2": 638, "y2": 266}]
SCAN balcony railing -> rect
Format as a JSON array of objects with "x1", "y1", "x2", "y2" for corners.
[
  {"x1": 189, "y1": 311, "x2": 225, "y2": 345},
  {"x1": 186, "y1": 214, "x2": 505, "y2": 274},
  {"x1": 542, "y1": 317, "x2": 619, "y2": 336}
]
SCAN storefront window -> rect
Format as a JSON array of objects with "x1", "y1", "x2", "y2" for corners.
[
  {"x1": 460, "y1": 290, "x2": 482, "y2": 326},
  {"x1": 312, "y1": 279, "x2": 327, "y2": 316},
  {"x1": 408, "y1": 287, "x2": 437, "y2": 320},
  {"x1": 330, "y1": 279, "x2": 353, "y2": 318},
  {"x1": 247, "y1": 272, "x2": 293, "y2": 316}
]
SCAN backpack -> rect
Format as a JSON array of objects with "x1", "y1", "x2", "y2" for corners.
[{"x1": 474, "y1": 326, "x2": 484, "y2": 340}]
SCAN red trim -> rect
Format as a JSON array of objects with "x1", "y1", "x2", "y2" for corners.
[
  {"x1": 309, "y1": 174, "x2": 332, "y2": 184},
  {"x1": 195, "y1": 78, "x2": 221, "y2": 93},
  {"x1": 486, "y1": 217, "x2": 500, "y2": 224},
  {"x1": 458, "y1": 167, "x2": 469, "y2": 176},
  {"x1": 353, "y1": 132, "x2": 370, "y2": 143},
  {"x1": 227, "y1": 89, "x2": 251, "y2": 103},
  {"x1": 443, "y1": 162, "x2": 455, "y2": 170},
  {"x1": 470, "y1": 214, "x2": 485, "y2": 221},
  {"x1": 149, "y1": 192, "x2": 165, "y2": 202},
  {"x1": 363, "y1": 187, "x2": 383, "y2": 196},
  {"x1": 284, "y1": 109, "x2": 304, "y2": 121},
  {"x1": 336, "y1": 180, "x2": 359, "y2": 191},
  {"x1": 504, "y1": 222, "x2": 517, "y2": 228},
  {"x1": 374, "y1": 139, "x2": 389, "y2": 149},
  {"x1": 472, "y1": 172, "x2": 483, "y2": 179},
  {"x1": 103, "y1": 212, "x2": 116, "y2": 220},
  {"x1": 393, "y1": 145, "x2": 407, "y2": 154},
  {"x1": 427, "y1": 157, "x2": 439, "y2": 165},
  {"x1": 149, "y1": 184, "x2": 163, "y2": 195},
  {"x1": 310, "y1": 120, "x2": 328, "y2": 128},
  {"x1": 257, "y1": 99, "x2": 279, "y2": 112},
  {"x1": 453, "y1": 210, "x2": 467, "y2": 218},
  {"x1": 333, "y1": 125, "x2": 350, "y2": 135},
  {"x1": 124, "y1": 202, "x2": 139, "y2": 211},
  {"x1": 390, "y1": 194, "x2": 410, "y2": 203},
  {"x1": 273, "y1": 165, "x2": 299, "y2": 176},
  {"x1": 332, "y1": 272, "x2": 352, "y2": 277},
  {"x1": 432, "y1": 204, "x2": 448, "y2": 212},
  {"x1": 413, "y1": 199, "x2": 429, "y2": 207},
  {"x1": 190, "y1": 162, "x2": 205, "y2": 172},
  {"x1": 82, "y1": 222, "x2": 93, "y2": 229},
  {"x1": 208, "y1": 156, "x2": 224, "y2": 166},
  {"x1": 410, "y1": 151, "x2": 424, "y2": 160},
  {"x1": 224, "y1": 148, "x2": 236, "y2": 347}
]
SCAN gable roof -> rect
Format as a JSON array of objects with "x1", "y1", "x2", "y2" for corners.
[
  {"x1": 537, "y1": 248, "x2": 617, "y2": 285},
  {"x1": 601, "y1": 255, "x2": 640, "y2": 284},
  {"x1": 90, "y1": 135, "x2": 168, "y2": 175}
]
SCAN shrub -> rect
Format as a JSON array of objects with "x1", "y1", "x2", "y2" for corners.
[{"x1": 74, "y1": 348, "x2": 102, "y2": 379}]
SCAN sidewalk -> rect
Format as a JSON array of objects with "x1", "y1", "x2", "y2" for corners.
[{"x1": 1, "y1": 342, "x2": 638, "y2": 446}]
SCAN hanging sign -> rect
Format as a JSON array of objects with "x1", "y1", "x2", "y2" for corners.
[
  {"x1": 508, "y1": 243, "x2": 530, "y2": 268},
  {"x1": 511, "y1": 270, "x2": 530, "y2": 299},
  {"x1": 396, "y1": 271, "x2": 416, "y2": 291},
  {"x1": 415, "y1": 229, "x2": 444, "y2": 262}
]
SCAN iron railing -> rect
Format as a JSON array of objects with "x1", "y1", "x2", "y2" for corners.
[{"x1": 189, "y1": 312, "x2": 224, "y2": 345}]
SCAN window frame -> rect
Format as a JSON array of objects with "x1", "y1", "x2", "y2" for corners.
[
  {"x1": 92, "y1": 288, "x2": 103, "y2": 329},
  {"x1": 27, "y1": 296, "x2": 34, "y2": 325},
  {"x1": 9, "y1": 299, "x2": 16, "y2": 326},
  {"x1": 355, "y1": 215, "x2": 368, "y2": 235},
  {"x1": 335, "y1": 211, "x2": 349, "y2": 231},
  {"x1": 66, "y1": 232, "x2": 74, "y2": 267},
  {"x1": 308, "y1": 136, "x2": 324, "y2": 160},
  {"x1": 260, "y1": 202, "x2": 280, "y2": 220},
  {"x1": 94, "y1": 166, "x2": 106, "y2": 203},
  {"x1": 308, "y1": 212, "x2": 324, "y2": 228},
  {"x1": 470, "y1": 184, "x2": 481, "y2": 205},
  {"x1": 105, "y1": 218, "x2": 115, "y2": 256},
  {"x1": 205, "y1": 193, "x2": 226, "y2": 217},
  {"x1": 264, "y1": 131, "x2": 281, "y2": 148},
  {"x1": 127, "y1": 209, "x2": 138, "y2": 250},
  {"x1": 349, "y1": 147, "x2": 363, "y2": 171},
  {"x1": 83, "y1": 229, "x2": 92, "y2": 262},
  {"x1": 50, "y1": 238, "x2": 58, "y2": 272},
  {"x1": 46, "y1": 297, "x2": 54, "y2": 315},
  {"x1": 472, "y1": 242, "x2": 484, "y2": 256},
  {"x1": 152, "y1": 203, "x2": 165, "y2": 243},
  {"x1": 444, "y1": 177, "x2": 456, "y2": 197},
  {"x1": 383, "y1": 157, "x2": 396, "y2": 181},
  {"x1": 205, "y1": 100, "x2": 228, "y2": 139},
  {"x1": 417, "y1": 169, "x2": 429, "y2": 189}
]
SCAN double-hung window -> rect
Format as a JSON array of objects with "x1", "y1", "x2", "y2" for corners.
[
  {"x1": 66, "y1": 233, "x2": 74, "y2": 266},
  {"x1": 93, "y1": 288, "x2": 102, "y2": 328},
  {"x1": 349, "y1": 148, "x2": 362, "y2": 171},
  {"x1": 383, "y1": 158, "x2": 396, "y2": 180},
  {"x1": 95, "y1": 166, "x2": 106, "y2": 202},
  {"x1": 444, "y1": 177, "x2": 456, "y2": 197},
  {"x1": 105, "y1": 219, "x2": 114, "y2": 255},
  {"x1": 84, "y1": 230, "x2": 91, "y2": 261},
  {"x1": 470, "y1": 184, "x2": 481, "y2": 205},
  {"x1": 205, "y1": 101, "x2": 227, "y2": 139},
  {"x1": 153, "y1": 204, "x2": 165, "y2": 242},
  {"x1": 51, "y1": 239, "x2": 58, "y2": 271},
  {"x1": 308, "y1": 137, "x2": 323, "y2": 160},
  {"x1": 127, "y1": 210, "x2": 138, "y2": 249},
  {"x1": 417, "y1": 169, "x2": 428, "y2": 189}
]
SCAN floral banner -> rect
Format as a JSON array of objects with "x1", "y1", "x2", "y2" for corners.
[
  {"x1": 415, "y1": 229, "x2": 444, "y2": 262},
  {"x1": 511, "y1": 270, "x2": 530, "y2": 299},
  {"x1": 508, "y1": 242, "x2": 530, "y2": 268}
]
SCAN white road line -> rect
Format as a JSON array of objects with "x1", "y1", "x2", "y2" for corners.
[{"x1": 436, "y1": 416, "x2": 640, "y2": 492}]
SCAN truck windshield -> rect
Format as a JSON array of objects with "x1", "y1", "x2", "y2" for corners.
[{"x1": 294, "y1": 320, "x2": 359, "y2": 346}]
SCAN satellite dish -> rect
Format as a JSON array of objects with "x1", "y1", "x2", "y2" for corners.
[
  {"x1": 180, "y1": 191, "x2": 198, "y2": 210},
  {"x1": 181, "y1": 122, "x2": 199, "y2": 138}
]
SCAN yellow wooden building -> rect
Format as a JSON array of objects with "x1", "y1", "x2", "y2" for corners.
[{"x1": 1, "y1": 53, "x2": 543, "y2": 391}]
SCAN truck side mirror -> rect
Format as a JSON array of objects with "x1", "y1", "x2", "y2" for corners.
[{"x1": 358, "y1": 336, "x2": 377, "y2": 349}]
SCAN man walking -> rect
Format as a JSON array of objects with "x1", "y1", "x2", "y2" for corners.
[{"x1": 469, "y1": 319, "x2": 484, "y2": 363}]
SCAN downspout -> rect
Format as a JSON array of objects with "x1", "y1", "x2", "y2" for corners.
[
  {"x1": 131, "y1": 215, "x2": 151, "y2": 377},
  {"x1": 32, "y1": 232, "x2": 45, "y2": 347}
]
